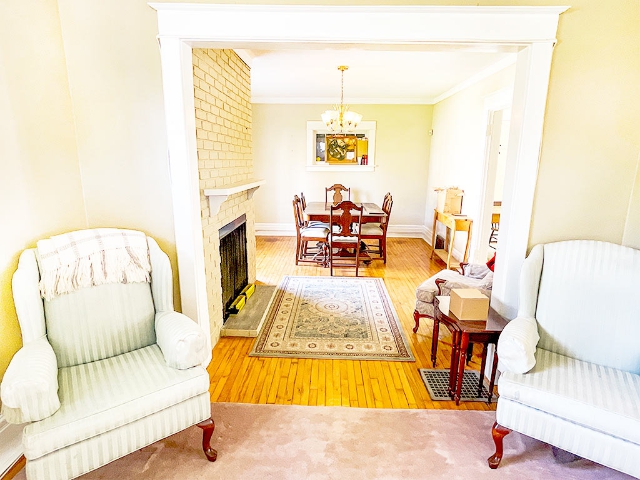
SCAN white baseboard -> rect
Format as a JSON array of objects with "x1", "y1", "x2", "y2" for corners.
[
  {"x1": 255, "y1": 223, "x2": 430, "y2": 241},
  {"x1": 0, "y1": 415, "x2": 23, "y2": 476},
  {"x1": 255, "y1": 223, "x2": 296, "y2": 237}
]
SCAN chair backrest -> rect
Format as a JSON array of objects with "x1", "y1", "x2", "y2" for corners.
[
  {"x1": 325, "y1": 184, "x2": 351, "y2": 206},
  {"x1": 329, "y1": 200, "x2": 363, "y2": 241},
  {"x1": 300, "y1": 192, "x2": 307, "y2": 210},
  {"x1": 30, "y1": 234, "x2": 157, "y2": 368},
  {"x1": 292, "y1": 195, "x2": 305, "y2": 233},
  {"x1": 382, "y1": 193, "x2": 393, "y2": 228},
  {"x1": 531, "y1": 240, "x2": 640, "y2": 373}
]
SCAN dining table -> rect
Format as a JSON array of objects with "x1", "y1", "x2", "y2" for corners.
[
  {"x1": 304, "y1": 201, "x2": 387, "y2": 224},
  {"x1": 303, "y1": 201, "x2": 387, "y2": 265}
]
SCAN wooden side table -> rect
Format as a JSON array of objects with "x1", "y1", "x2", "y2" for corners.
[{"x1": 434, "y1": 296, "x2": 507, "y2": 405}]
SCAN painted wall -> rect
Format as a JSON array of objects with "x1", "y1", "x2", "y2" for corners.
[
  {"x1": 1, "y1": 0, "x2": 639, "y2": 381},
  {"x1": 0, "y1": 0, "x2": 87, "y2": 379},
  {"x1": 253, "y1": 104, "x2": 433, "y2": 228},
  {"x1": 56, "y1": 0, "x2": 181, "y2": 308},
  {"x1": 426, "y1": 65, "x2": 516, "y2": 261},
  {"x1": 527, "y1": 0, "x2": 640, "y2": 247}
]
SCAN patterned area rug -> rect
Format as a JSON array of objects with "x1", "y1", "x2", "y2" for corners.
[
  {"x1": 250, "y1": 276, "x2": 414, "y2": 361},
  {"x1": 419, "y1": 368, "x2": 498, "y2": 402}
]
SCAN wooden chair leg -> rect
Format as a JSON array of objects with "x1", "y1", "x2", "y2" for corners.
[
  {"x1": 488, "y1": 422, "x2": 511, "y2": 469},
  {"x1": 197, "y1": 418, "x2": 218, "y2": 462},
  {"x1": 412, "y1": 310, "x2": 420, "y2": 333},
  {"x1": 382, "y1": 237, "x2": 387, "y2": 264}
]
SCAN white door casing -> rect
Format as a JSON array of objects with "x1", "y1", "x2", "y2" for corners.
[{"x1": 151, "y1": 4, "x2": 568, "y2": 326}]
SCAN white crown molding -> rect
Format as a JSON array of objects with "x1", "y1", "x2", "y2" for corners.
[
  {"x1": 433, "y1": 55, "x2": 518, "y2": 104},
  {"x1": 0, "y1": 415, "x2": 23, "y2": 476},
  {"x1": 252, "y1": 96, "x2": 436, "y2": 105},
  {"x1": 150, "y1": 4, "x2": 568, "y2": 44}
]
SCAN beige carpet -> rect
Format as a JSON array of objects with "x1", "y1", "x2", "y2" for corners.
[
  {"x1": 20, "y1": 403, "x2": 632, "y2": 480},
  {"x1": 250, "y1": 276, "x2": 414, "y2": 361}
]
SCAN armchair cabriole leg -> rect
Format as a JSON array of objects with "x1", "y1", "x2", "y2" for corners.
[
  {"x1": 197, "y1": 418, "x2": 218, "y2": 462},
  {"x1": 412, "y1": 310, "x2": 420, "y2": 333},
  {"x1": 488, "y1": 422, "x2": 511, "y2": 469}
]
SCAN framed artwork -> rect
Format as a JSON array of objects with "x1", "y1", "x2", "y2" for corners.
[
  {"x1": 307, "y1": 121, "x2": 377, "y2": 172},
  {"x1": 326, "y1": 135, "x2": 358, "y2": 164}
]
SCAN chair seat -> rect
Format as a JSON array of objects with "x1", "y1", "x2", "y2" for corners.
[
  {"x1": 23, "y1": 344, "x2": 209, "y2": 460},
  {"x1": 499, "y1": 348, "x2": 640, "y2": 445},
  {"x1": 300, "y1": 226, "x2": 329, "y2": 238},
  {"x1": 361, "y1": 223, "x2": 383, "y2": 236},
  {"x1": 330, "y1": 234, "x2": 358, "y2": 243}
]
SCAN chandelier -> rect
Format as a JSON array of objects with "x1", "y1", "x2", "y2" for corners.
[{"x1": 321, "y1": 66, "x2": 362, "y2": 132}]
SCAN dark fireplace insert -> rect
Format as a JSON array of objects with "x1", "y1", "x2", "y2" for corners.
[{"x1": 219, "y1": 214, "x2": 248, "y2": 322}]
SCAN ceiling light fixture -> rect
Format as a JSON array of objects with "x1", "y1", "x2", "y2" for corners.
[{"x1": 321, "y1": 66, "x2": 362, "y2": 132}]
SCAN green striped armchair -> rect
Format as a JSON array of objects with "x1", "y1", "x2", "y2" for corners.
[{"x1": 0, "y1": 232, "x2": 216, "y2": 479}]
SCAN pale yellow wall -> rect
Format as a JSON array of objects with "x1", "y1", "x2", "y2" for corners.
[
  {"x1": 623, "y1": 155, "x2": 640, "y2": 249},
  {"x1": 193, "y1": 48, "x2": 255, "y2": 344},
  {"x1": 253, "y1": 104, "x2": 433, "y2": 226},
  {"x1": 0, "y1": 0, "x2": 86, "y2": 379},
  {"x1": 526, "y1": 0, "x2": 640, "y2": 246},
  {"x1": 56, "y1": 0, "x2": 181, "y2": 308},
  {"x1": 427, "y1": 65, "x2": 516, "y2": 260}
]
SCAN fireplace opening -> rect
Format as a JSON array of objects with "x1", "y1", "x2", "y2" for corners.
[{"x1": 219, "y1": 214, "x2": 248, "y2": 323}]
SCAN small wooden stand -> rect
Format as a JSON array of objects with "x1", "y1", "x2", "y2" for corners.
[{"x1": 430, "y1": 209, "x2": 472, "y2": 269}]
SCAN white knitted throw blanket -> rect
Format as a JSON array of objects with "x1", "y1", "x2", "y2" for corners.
[{"x1": 37, "y1": 228, "x2": 151, "y2": 301}]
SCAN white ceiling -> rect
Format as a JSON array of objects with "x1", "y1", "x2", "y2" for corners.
[{"x1": 240, "y1": 47, "x2": 517, "y2": 105}]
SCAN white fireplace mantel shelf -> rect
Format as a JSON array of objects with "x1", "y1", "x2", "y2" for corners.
[{"x1": 204, "y1": 179, "x2": 265, "y2": 216}]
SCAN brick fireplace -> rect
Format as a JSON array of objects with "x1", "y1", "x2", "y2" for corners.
[{"x1": 193, "y1": 48, "x2": 257, "y2": 345}]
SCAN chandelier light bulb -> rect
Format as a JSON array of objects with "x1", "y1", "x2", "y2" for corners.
[{"x1": 321, "y1": 66, "x2": 362, "y2": 132}]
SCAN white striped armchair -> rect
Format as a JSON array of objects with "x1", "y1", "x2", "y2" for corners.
[
  {"x1": 489, "y1": 240, "x2": 640, "y2": 478},
  {"x1": 0, "y1": 229, "x2": 216, "y2": 479}
]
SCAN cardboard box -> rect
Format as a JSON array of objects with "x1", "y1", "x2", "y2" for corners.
[
  {"x1": 435, "y1": 187, "x2": 464, "y2": 214},
  {"x1": 449, "y1": 288, "x2": 489, "y2": 320}
]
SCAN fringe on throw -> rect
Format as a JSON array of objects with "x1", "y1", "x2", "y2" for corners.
[{"x1": 37, "y1": 228, "x2": 151, "y2": 301}]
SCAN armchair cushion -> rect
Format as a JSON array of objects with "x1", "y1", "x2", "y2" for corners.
[
  {"x1": 44, "y1": 282, "x2": 156, "y2": 368},
  {"x1": 22, "y1": 344, "x2": 209, "y2": 460},
  {"x1": 497, "y1": 316, "x2": 540, "y2": 373},
  {"x1": 1, "y1": 338, "x2": 60, "y2": 423},
  {"x1": 499, "y1": 348, "x2": 640, "y2": 446},
  {"x1": 156, "y1": 311, "x2": 208, "y2": 369}
]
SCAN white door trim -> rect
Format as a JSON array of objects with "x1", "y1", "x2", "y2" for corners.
[{"x1": 151, "y1": 4, "x2": 568, "y2": 326}]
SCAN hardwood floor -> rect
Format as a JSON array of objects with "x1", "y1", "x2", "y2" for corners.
[{"x1": 208, "y1": 236, "x2": 497, "y2": 411}]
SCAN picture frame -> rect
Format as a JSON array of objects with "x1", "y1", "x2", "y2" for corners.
[{"x1": 307, "y1": 121, "x2": 377, "y2": 172}]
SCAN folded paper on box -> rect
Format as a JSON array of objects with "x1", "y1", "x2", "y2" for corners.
[{"x1": 450, "y1": 288, "x2": 489, "y2": 320}]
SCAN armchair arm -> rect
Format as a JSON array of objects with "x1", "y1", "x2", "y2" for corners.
[
  {"x1": 1, "y1": 338, "x2": 60, "y2": 423},
  {"x1": 460, "y1": 262, "x2": 491, "y2": 279},
  {"x1": 497, "y1": 316, "x2": 540, "y2": 374},
  {"x1": 155, "y1": 311, "x2": 208, "y2": 369}
]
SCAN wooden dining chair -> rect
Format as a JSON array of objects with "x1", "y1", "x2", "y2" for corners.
[
  {"x1": 325, "y1": 184, "x2": 351, "y2": 207},
  {"x1": 293, "y1": 195, "x2": 329, "y2": 265},
  {"x1": 360, "y1": 192, "x2": 393, "y2": 263},
  {"x1": 328, "y1": 200, "x2": 364, "y2": 276},
  {"x1": 301, "y1": 191, "x2": 330, "y2": 229}
]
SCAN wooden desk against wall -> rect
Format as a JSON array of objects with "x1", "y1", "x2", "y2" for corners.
[{"x1": 430, "y1": 209, "x2": 472, "y2": 270}]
